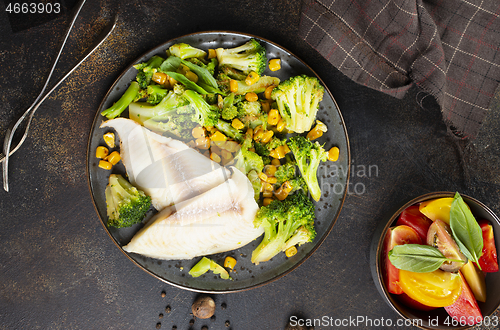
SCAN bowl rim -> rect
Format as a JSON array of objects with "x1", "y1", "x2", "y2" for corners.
[{"x1": 371, "y1": 191, "x2": 500, "y2": 330}]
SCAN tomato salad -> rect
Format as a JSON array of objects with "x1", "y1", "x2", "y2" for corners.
[{"x1": 383, "y1": 193, "x2": 499, "y2": 326}]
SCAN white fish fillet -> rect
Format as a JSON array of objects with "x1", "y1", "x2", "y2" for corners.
[
  {"x1": 100, "y1": 118, "x2": 231, "y2": 211},
  {"x1": 123, "y1": 167, "x2": 263, "y2": 260}
]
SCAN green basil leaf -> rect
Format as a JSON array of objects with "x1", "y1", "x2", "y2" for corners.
[
  {"x1": 159, "y1": 56, "x2": 181, "y2": 72},
  {"x1": 181, "y1": 59, "x2": 219, "y2": 90},
  {"x1": 449, "y1": 192, "x2": 483, "y2": 269},
  {"x1": 165, "y1": 71, "x2": 208, "y2": 95},
  {"x1": 388, "y1": 244, "x2": 459, "y2": 273}
]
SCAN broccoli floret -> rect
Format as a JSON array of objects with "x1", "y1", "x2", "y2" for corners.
[
  {"x1": 247, "y1": 170, "x2": 262, "y2": 202},
  {"x1": 287, "y1": 176, "x2": 308, "y2": 195},
  {"x1": 254, "y1": 142, "x2": 270, "y2": 157},
  {"x1": 219, "y1": 65, "x2": 248, "y2": 81},
  {"x1": 183, "y1": 90, "x2": 220, "y2": 127},
  {"x1": 169, "y1": 43, "x2": 207, "y2": 59},
  {"x1": 275, "y1": 162, "x2": 297, "y2": 184},
  {"x1": 287, "y1": 136, "x2": 327, "y2": 202},
  {"x1": 101, "y1": 81, "x2": 140, "y2": 119},
  {"x1": 134, "y1": 55, "x2": 165, "y2": 88},
  {"x1": 105, "y1": 174, "x2": 152, "y2": 228},
  {"x1": 271, "y1": 75, "x2": 325, "y2": 133},
  {"x1": 254, "y1": 137, "x2": 286, "y2": 158},
  {"x1": 217, "y1": 73, "x2": 280, "y2": 95},
  {"x1": 281, "y1": 224, "x2": 316, "y2": 252},
  {"x1": 221, "y1": 93, "x2": 238, "y2": 120},
  {"x1": 128, "y1": 89, "x2": 196, "y2": 140},
  {"x1": 234, "y1": 133, "x2": 264, "y2": 174},
  {"x1": 146, "y1": 85, "x2": 168, "y2": 105},
  {"x1": 215, "y1": 119, "x2": 244, "y2": 142},
  {"x1": 237, "y1": 100, "x2": 262, "y2": 117},
  {"x1": 251, "y1": 193, "x2": 316, "y2": 264},
  {"x1": 215, "y1": 39, "x2": 266, "y2": 75}
]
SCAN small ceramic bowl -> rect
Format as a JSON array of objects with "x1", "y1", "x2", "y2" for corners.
[{"x1": 370, "y1": 192, "x2": 500, "y2": 329}]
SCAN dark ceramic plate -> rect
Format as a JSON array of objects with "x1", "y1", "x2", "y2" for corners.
[
  {"x1": 87, "y1": 31, "x2": 350, "y2": 293},
  {"x1": 370, "y1": 192, "x2": 500, "y2": 329}
]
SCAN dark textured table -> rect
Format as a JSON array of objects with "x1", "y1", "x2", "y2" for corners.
[{"x1": 1, "y1": 1, "x2": 500, "y2": 329}]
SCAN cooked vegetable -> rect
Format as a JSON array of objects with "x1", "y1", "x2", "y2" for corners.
[
  {"x1": 101, "y1": 82, "x2": 140, "y2": 119},
  {"x1": 287, "y1": 136, "x2": 328, "y2": 202},
  {"x1": 215, "y1": 39, "x2": 266, "y2": 75},
  {"x1": 169, "y1": 43, "x2": 207, "y2": 59},
  {"x1": 271, "y1": 75, "x2": 324, "y2": 133},
  {"x1": 217, "y1": 73, "x2": 279, "y2": 95},
  {"x1": 188, "y1": 257, "x2": 231, "y2": 280},
  {"x1": 251, "y1": 192, "x2": 316, "y2": 265},
  {"x1": 105, "y1": 174, "x2": 151, "y2": 228},
  {"x1": 134, "y1": 55, "x2": 165, "y2": 88}
]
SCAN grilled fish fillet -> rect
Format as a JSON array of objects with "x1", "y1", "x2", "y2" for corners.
[
  {"x1": 100, "y1": 118, "x2": 230, "y2": 211},
  {"x1": 122, "y1": 167, "x2": 263, "y2": 260}
]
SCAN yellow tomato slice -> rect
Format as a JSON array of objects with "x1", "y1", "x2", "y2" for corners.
[
  {"x1": 399, "y1": 269, "x2": 462, "y2": 307},
  {"x1": 419, "y1": 198, "x2": 454, "y2": 224}
]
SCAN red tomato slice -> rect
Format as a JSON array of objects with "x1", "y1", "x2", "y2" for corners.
[
  {"x1": 444, "y1": 271, "x2": 483, "y2": 326},
  {"x1": 383, "y1": 225, "x2": 422, "y2": 294},
  {"x1": 396, "y1": 205, "x2": 433, "y2": 242},
  {"x1": 476, "y1": 219, "x2": 499, "y2": 273},
  {"x1": 395, "y1": 292, "x2": 437, "y2": 311}
]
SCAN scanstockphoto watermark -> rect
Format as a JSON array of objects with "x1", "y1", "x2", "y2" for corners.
[
  {"x1": 318, "y1": 164, "x2": 379, "y2": 196},
  {"x1": 289, "y1": 315, "x2": 423, "y2": 328}
]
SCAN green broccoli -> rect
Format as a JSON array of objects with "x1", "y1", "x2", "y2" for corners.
[
  {"x1": 219, "y1": 65, "x2": 248, "y2": 81},
  {"x1": 287, "y1": 136, "x2": 327, "y2": 202},
  {"x1": 216, "y1": 73, "x2": 280, "y2": 95},
  {"x1": 247, "y1": 170, "x2": 262, "y2": 202},
  {"x1": 146, "y1": 85, "x2": 168, "y2": 105},
  {"x1": 183, "y1": 90, "x2": 220, "y2": 127},
  {"x1": 215, "y1": 39, "x2": 267, "y2": 75},
  {"x1": 105, "y1": 174, "x2": 152, "y2": 228},
  {"x1": 215, "y1": 120, "x2": 244, "y2": 142},
  {"x1": 237, "y1": 100, "x2": 262, "y2": 117},
  {"x1": 274, "y1": 162, "x2": 297, "y2": 184},
  {"x1": 251, "y1": 193, "x2": 316, "y2": 265},
  {"x1": 281, "y1": 224, "x2": 316, "y2": 252},
  {"x1": 271, "y1": 75, "x2": 325, "y2": 133},
  {"x1": 234, "y1": 133, "x2": 264, "y2": 174},
  {"x1": 134, "y1": 55, "x2": 165, "y2": 88},
  {"x1": 101, "y1": 81, "x2": 140, "y2": 119},
  {"x1": 128, "y1": 89, "x2": 196, "y2": 140},
  {"x1": 169, "y1": 43, "x2": 207, "y2": 59},
  {"x1": 254, "y1": 137, "x2": 286, "y2": 158},
  {"x1": 221, "y1": 93, "x2": 239, "y2": 120}
]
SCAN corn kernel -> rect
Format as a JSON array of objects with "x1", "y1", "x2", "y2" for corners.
[
  {"x1": 221, "y1": 149, "x2": 233, "y2": 161},
  {"x1": 282, "y1": 181, "x2": 293, "y2": 193},
  {"x1": 246, "y1": 128, "x2": 254, "y2": 140},
  {"x1": 208, "y1": 49, "x2": 216, "y2": 59},
  {"x1": 231, "y1": 118, "x2": 245, "y2": 130},
  {"x1": 245, "y1": 71, "x2": 260, "y2": 85},
  {"x1": 283, "y1": 143, "x2": 291, "y2": 154},
  {"x1": 254, "y1": 130, "x2": 265, "y2": 142},
  {"x1": 224, "y1": 256, "x2": 237, "y2": 269},
  {"x1": 245, "y1": 92, "x2": 258, "y2": 102},
  {"x1": 178, "y1": 64, "x2": 190, "y2": 74},
  {"x1": 210, "y1": 152, "x2": 222, "y2": 163},
  {"x1": 95, "y1": 146, "x2": 109, "y2": 159},
  {"x1": 192, "y1": 126, "x2": 205, "y2": 139},
  {"x1": 269, "y1": 58, "x2": 281, "y2": 71},
  {"x1": 258, "y1": 171, "x2": 268, "y2": 182},
  {"x1": 103, "y1": 132, "x2": 115, "y2": 148},
  {"x1": 263, "y1": 197, "x2": 274, "y2": 206},
  {"x1": 276, "y1": 118, "x2": 286, "y2": 132},
  {"x1": 267, "y1": 109, "x2": 281, "y2": 126},
  {"x1": 253, "y1": 125, "x2": 263, "y2": 136},
  {"x1": 210, "y1": 131, "x2": 227, "y2": 142},
  {"x1": 105, "y1": 151, "x2": 121, "y2": 165},
  {"x1": 262, "y1": 182, "x2": 274, "y2": 192},
  {"x1": 152, "y1": 72, "x2": 167, "y2": 85},
  {"x1": 229, "y1": 79, "x2": 238, "y2": 93},
  {"x1": 260, "y1": 130, "x2": 274, "y2": 144},
  {"x1": 98, "y1": 160, "x2": 112, "y2": 170},
  {"x1": 285, "y1": 246, "x2": 297, "y2": 258},
  {"x1": 185, "y1": 71, "x2": 198, "y2": 83},
  {"x1": 274, "y1": 186, "x2": 288, "y2": 201},
  {"x1": 328, "y1": 146, "x2": 340, "y2": 162},
  {"x1": 270, "y1": 145, "x2": 286, "y2": 159},
  {"x1": 262, "y1": 190, "x2": 273, "y2": 198},
  {"x1": 261, "y1": 101, "x2": 271, "y2": 112},
  {"x1": 187, "y1": 140, "x2": 196, "y2": 148},
  {"x1": 306, "y1": 126, "x2": 323, "y2": 141},
  {"x1": 168, "y1": 75, "x2": 177, "y2": 86},
  {"x1": 264, "y1": 85, "x2": 275, "y2": 99},
  {"x1": 264, "y1": 165, "x2": 277, "y2": 177},
  {"x1": 221, "y1": 140, "x2": 240, "y2": 153},
  {"x1": 195, "y1": 137, "x2": 210, "y2": 149},
  {"x1": 271, "y1": 158, "x2": 281, "y2": 166}
]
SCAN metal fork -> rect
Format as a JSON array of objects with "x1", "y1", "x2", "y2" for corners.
[{"x1": 1, "y1": 2, "x2": 118, "y2": 192}]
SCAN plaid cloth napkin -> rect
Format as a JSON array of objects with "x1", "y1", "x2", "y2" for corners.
[{"x1": 299, "y1": 0, "x2": 500, "y2": 138}]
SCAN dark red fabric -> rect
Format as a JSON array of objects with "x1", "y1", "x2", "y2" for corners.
[{"x1": 299, "y1": 0, "x2": 500, "y2": 138}]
